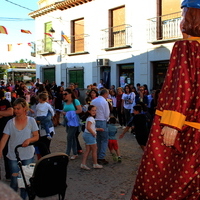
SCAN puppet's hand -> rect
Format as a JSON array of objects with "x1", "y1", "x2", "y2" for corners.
[{"x1": 161, "y1": 126, "x2": 178, "y2": 146}]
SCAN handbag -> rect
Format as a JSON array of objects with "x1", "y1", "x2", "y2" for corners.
[
  {"x1": 72, "y1": 100, "x2": 86, "y2": 120},
  {"x1": 17, "y1": 163, "x2": 35, "y2": 188}
]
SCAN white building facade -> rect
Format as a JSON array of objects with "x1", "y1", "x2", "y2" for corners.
[{"x1": 29, "y1": 0, "x2": 182, "y2": 90}]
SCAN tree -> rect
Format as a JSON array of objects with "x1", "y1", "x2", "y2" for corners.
[
  {"x1": 0, "y1": 67, "x2": 6, "y2": 80},
  {"x1": 15, "y1": 59, "x2": 35, "y2": 64}
]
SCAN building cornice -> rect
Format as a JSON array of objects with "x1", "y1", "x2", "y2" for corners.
[
  {"x1": 29, "y1": 3, "x2": 57, "y2": 18},
  {"x1": 56, "y1": 0, "x2": 93, "y2": 10},
  {"x1": 29, "y1": 0, "x2": 93, "y2": 19}
]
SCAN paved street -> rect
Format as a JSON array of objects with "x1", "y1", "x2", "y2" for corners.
[{"x1": 1, "y1": 124, "x2": 144, "y2": 200}]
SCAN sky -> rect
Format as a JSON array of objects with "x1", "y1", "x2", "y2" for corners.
[{"x1": 0, "y1": 0, "x2": 39, "y2": 62}]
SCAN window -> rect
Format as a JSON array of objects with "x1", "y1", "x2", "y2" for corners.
[
  {"x1": 109, "y1": 6, "x2": 125, "y2": 47},
  {"x1": 71, "y1": 18, "x2": 84, "y2": 53},
  {"x1": 44, "y1": 22, "x2": 53, "y2": 52},
  {"x1": 161, "y1": 0, "x2": 181, "y2": 16},
  {"x1": 69, "y1": 70, "x2": 84, "y2": 89},
  {"x1": 157, "y1": 0, "x2": 181, "y2": 40},
  {"x1": 119, "y1": 64, "x2": 134, "y2": 87}
]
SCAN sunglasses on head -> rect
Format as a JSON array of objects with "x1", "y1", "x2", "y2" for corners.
[{"x1": 63, "y1": 93, "x2": 69, "y2": 96}]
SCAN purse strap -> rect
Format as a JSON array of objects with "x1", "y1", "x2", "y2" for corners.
[{"x1": 72, "y1": 99, "x2": 77, "y2": 110}]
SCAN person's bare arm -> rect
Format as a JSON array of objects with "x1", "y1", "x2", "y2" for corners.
[
  {"x1": 0, "y1": 107, "x2": 13, "y2": 118},
  {"x1": 75, "y1": 104, "x2": 82, "y2": 114},
  {"x1": 119, "y1": 126, "x2": 131, "y2": 139},
  {"x1": 0, "y1": 134, "x2": 10, "y2": 158},
  {"x1": 22, "y1": 130, "x2": 39, "y2": 147}
]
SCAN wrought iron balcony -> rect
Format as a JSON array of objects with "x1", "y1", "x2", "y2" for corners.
[
  {"x1": 101, "y1": 24, "x2": 132, "y2": 50},
  {"x1": 36, "y1": 39, "x2": 55, "y2": 55},
  {"x1": 69, "y1": 34, "x2": 90, "y2": 55},
  {"x1": 147, "y1": 12, "x2": 182, "y2": 43}
]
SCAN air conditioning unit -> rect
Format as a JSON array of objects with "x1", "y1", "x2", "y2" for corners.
[{"x1": 97, "y1": 58, "x2": 109, "y2": 66}]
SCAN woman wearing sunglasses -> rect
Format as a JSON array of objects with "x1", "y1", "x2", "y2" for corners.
[{"x1": 62, "y1": 88, "x2": 82, "y2": 159}]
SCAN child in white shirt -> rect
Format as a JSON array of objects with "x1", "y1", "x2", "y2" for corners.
[{"x1": 36, "y1": 93, "x2": 55, "y2": 139}]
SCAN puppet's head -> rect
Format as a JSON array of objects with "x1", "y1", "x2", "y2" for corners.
[
  {"x1": 181, "y1": 0, "x2": 200, "y2": 37},
  {"x1": 181, "y1": 0, "x2": 200, "y2": 9}
]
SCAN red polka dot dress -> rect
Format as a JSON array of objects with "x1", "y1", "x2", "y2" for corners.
[{"x1": 131, "y1": 39, "x2": 200, "y2": 200}]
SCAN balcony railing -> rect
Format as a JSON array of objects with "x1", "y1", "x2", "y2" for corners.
[
  {"x1": 147, "y1": 12, "x2": 182, "y2": 43},
  {"x1": 101, "y1": 24, "x2": 132, "y2": 50},
  {"x1": 70, "y1": 34, "x2": 89, "y2": 54},
  {"x1": 36, "y1": 39, "x2": 55, "y2": 55}
]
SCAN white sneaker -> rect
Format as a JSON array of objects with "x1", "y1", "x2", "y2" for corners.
[
  {"x1": 93, "y1": 164, "x2": 103, "y2": 169},
  {"x1": 47, "y1": 134, "x2": 52, "y2": 140}
]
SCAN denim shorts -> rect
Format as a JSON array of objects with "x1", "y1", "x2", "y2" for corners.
[{"x1": 82, "y1": 132, "x2": 97, "y2": 145}]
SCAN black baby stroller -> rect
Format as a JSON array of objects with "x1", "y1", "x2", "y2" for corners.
[{"x1": 15, "y1": 144, "x2": 69, "y2": 200}]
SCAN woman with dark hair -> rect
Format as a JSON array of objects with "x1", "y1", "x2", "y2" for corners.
[
  {"x1": 143, "y1": 84, "x2": 149, "y2": 96},
  {"x1": 87, "y1": 89, "x2": 99, "y2": 104},
  {"x1": 62, "y1": 88, "x2": 82, "y2": 159},
  {"x1": 135, "y1": 86, "x2": 148, "y2": 107},
  {"x1": 131, "y1": 1, "x2": 200, "y2": 199},
  {"x1": 36, "y1": 84, "x2": 46, "y2": 96},
  {"x1": 149, "y1": 89, "x2": 161, "y2": 118},
  {"x1": 116, "y1": 87, "x2": 125, "y2": 128},
  {"x1": 16, "y1": 82, "x2": 26, "y2": 99},
  {"x1": 121, "y1": 85, "x2": 135, "y2": 126}
]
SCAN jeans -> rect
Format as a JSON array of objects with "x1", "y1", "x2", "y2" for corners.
[
  {"x1": 8, "y1": 157, "x2": 34, "y2": 200},
  {"x1": 75, "y1": 130, "x2": 82, "y2": 151},
  {"x1": 37, "y1": 112, "x2": 53, "y2": 135},
  {"x1": 95, "y1": 121, "x2": 108, "y2": 159},
  {"x1": 124, "y1": 108, "x2": 132, "y2": 126},
  {"x1": 66, "y1": 126, "x2": 79, "y2": 155}
]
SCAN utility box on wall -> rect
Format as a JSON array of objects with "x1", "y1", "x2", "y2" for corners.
[{"x1": 97, "y1": 58, "x2": 109, "y2": 66}]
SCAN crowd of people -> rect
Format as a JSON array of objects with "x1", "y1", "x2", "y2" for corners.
[
  {"x1": 0, "y1": 1, "x2": 199, "y2": 199},
  {"x1": 0, "y1": 77, "x2": 160, "y2": 199}
]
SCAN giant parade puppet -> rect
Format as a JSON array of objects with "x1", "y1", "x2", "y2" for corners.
[{"x1": 131, "y1": 0, "x2": 200, "y2": 199}]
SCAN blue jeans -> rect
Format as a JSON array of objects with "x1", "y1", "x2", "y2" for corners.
[
  {"x1": 66, "y1": 126, "x2": 79, "y2": 155},
  {"x1": 95, "y1": 121, "x2": 108, "y2": 159},
  {"x1": 8, "y1": 157, "x2": 34, "y2": 200},
  {"x1": 37, "y1": 112, "x2": 53, "y2": 134}
]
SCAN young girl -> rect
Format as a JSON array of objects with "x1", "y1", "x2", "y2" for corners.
[
  {"x1": 0, "y1": 98, "x2": 39, "y2": 200},
  {"x1": 81, "y1": 105, "x2": 104, "y2": 170}
]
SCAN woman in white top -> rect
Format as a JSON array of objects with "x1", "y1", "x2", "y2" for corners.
[{"x1": 121, "y1": 85, "x2": 136, "y2": 125}]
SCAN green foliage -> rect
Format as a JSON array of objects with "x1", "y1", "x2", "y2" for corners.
[
  {"x1": 0, "y1": 67, "x2": 6, "y2": 79},
  {"x1": 16, "y1": 59, "x2": 35, "y2": 64}
]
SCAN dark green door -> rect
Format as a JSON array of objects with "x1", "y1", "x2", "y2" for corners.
[
  {"x1": 43, "y1": 68, "x2": 55, "y2": 84},
  {"x1": 69, "y1": 70, "x2": 84, "y2": 89}
]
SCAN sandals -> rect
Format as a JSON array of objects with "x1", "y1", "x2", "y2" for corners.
[
  {"x1": 93, "y1": 164, "x2": 103, "y2": 169},
  {"x1": 80, "y1": 164, "x2": 90, "y2": 170},
  {"x1": 70, "y1": 155, "x2": 78, "y2": 160}
]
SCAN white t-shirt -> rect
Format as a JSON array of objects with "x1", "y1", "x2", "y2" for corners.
[
  {"x1": 97, "y1": 83, "x2": 104, "y2": 90},
  {"x1": 122, "y1": 92, "x2": 136, "y2": 109},
  {"x1": 84, "y1": 116, "x2": 96, "y2": 134},
  {"x1": 3, "y1": 117, "x2": 39, "y2": 160},
  {"x1": 36, "y1": 102, "x2": 55, "y2": 117}
]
